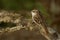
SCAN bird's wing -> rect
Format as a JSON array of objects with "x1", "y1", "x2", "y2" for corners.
[{"x1": 33, "y1": 15, "x2": 43, "y2": 25}]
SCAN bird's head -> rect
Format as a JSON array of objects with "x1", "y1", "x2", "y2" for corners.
[{"x1": 31, "y1": 9, "x2": 39, "y2": 16}]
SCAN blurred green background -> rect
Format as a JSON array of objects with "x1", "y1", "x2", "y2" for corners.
[
  {"x1": 0, "y1": 0, "x2": 35, "y2": 10},
  {"x1": 0, "y1": 0, "x2": 48, "y2": 11}
]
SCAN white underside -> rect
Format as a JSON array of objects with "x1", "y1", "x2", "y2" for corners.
[{"x1": 31, "y1": 12, "x2": 36, "y2": 17}]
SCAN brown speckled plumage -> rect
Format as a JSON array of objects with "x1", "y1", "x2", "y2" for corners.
[{"x1": 31, "y1": 9, "x2": 52, "y2": 40}]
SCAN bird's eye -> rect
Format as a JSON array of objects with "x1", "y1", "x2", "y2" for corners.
[
  {"x1": 31, "y1": 10, "x2": 39, "y2": 13},
  {"x1": 32, "y1": 11, "x2": 35, "y2": 12}
]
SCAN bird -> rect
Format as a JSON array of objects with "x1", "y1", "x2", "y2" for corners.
[
  {"x1": 31, "y1": 9, "x2": 49, "y2": 33},
  {"x1": 31, "y1": 9, "x2": 60, "y2": 40},
  {"x1": 31, "y1": 9, "x2": 53, "y2": 40}
]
